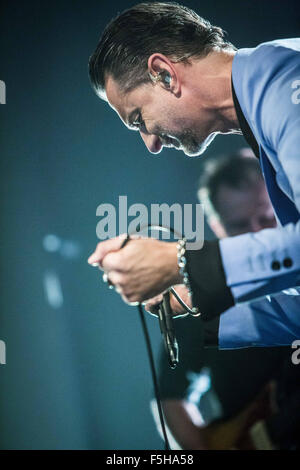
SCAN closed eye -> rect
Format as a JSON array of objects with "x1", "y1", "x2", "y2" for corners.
[
  {"x1": 133, "y1": 114, "x2": 145, "y2": 131},
  {"x1": 127, "y1": 109, "x2": 143, "y2": 131}
]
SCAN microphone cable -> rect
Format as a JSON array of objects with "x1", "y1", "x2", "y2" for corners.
[
  {"x1": 113, "y1": 226, "x2": 194, "y2": 451},
  {"x1": 137, "y1": 303, "x2": 171, "y2": 451},
  {"x1": 120, "y1": 232, "x2": 171, "y2": 450}
]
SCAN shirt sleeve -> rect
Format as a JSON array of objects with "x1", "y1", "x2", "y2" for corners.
[
  {"x1": 218, "y1": 289, "x2": 300, "y2": 349},
  {"x1": 220, "y1": 222, "x2": 300, "y2": 303}
]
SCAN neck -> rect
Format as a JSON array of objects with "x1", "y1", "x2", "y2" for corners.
[{"x1": 190, "y1": 49, "x2": 240, "y2": 133}]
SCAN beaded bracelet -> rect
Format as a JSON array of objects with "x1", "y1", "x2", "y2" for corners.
[{"x1": 176, "y1": 238, "x2": 200, "y2": 317}]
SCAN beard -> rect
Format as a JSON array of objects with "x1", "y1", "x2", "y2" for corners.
[
  {"x1": 160, "y1": 127, "x2": 218, "y2": 157},
  {"x1": 178, "y1": 129, "x2": 218, "y2": 156}
]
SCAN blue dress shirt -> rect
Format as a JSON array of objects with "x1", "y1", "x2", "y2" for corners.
[{"x1": 218, "y1": 39, "x2": 300, "y2": 348}]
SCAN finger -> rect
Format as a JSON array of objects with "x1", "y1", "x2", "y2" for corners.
[
  {"x1": 102, "y1": 272, "x2": 114, "y2": 289},
  {"x1": 144, "y1": 303, "x2": 157, "y2": 314},
  {"x1": 107, "y1": 270, "x2": 124, "y2": 286},
  {"x1": 101, "y1": 250, "x2": 125, "y2": 272},
  {"x1": 144, "y1": 294, "x2": 163, "y2": 313},
  {"x1": 120, "y1": 293, "x2": 139, "y2": 306},
  {"x1": 145, "y1": 293, "x2": 164, "y2": 306},
  {"x1": 128, "y1": 234, "x2": 148, "y2": 240},
  {"x1": 87, "y1": 233, "x2": 128, "y2": 266},
  {"x1": 115, "y1": 285, "x2": 123, "y2": 294},
  {"x1": 144, "y1": 304, "x2": 160, "y2": 317}
]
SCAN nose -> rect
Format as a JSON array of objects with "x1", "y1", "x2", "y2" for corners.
[{"x1": 140, "y1": 131, "x2": 162, "y2": 154}]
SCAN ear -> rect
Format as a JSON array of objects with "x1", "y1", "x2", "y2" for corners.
[{"x1": 147, "y1": 53, "x2": 181, "y2": 96}]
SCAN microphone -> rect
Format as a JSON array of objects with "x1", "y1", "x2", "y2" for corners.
[
  {"x1": 155, "y1": 291, "x2": 179, "y2": 369},
  {"x1": 119, "y1": 232, "x2": 179, "y2": 369}
]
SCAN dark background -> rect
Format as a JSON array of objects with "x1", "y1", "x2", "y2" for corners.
[{"x1": 0, "y1": 0, "x2": 299, "y2": 449}]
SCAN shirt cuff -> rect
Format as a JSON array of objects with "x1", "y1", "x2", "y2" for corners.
[
  {"x1": 202, "y1": 317, "x2": 220, "y2": 348},
  {"x1": 185, "y1": 240, "x2": 234, "y2": 321}
]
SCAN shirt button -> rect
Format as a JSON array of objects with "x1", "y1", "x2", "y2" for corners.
[
  {"x1": 283, "y1": 257, "x2": 293, "y2": 268},
  {"x1": 271, "y1": 260, "x2": 281, "y2": 271}
]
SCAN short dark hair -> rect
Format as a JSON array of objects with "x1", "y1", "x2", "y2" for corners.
[
  {"x1": 89, "y1": 2, "x2": 235, "y2": 98},
  {"x1": 198, "y1": 151, "x2": 263, "y2": 219}
]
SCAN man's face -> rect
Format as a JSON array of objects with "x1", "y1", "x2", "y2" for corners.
[
  {"x1": 215, "y1": 179, "x2": 277, "y2": 237},
  {"x1": 105, "y1": 75, "x2": 219, "y2": 157}
]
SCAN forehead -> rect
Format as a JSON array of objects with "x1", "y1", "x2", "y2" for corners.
[{"x1": 105, "y1": 75, "x2": 152, "y2": 127}]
